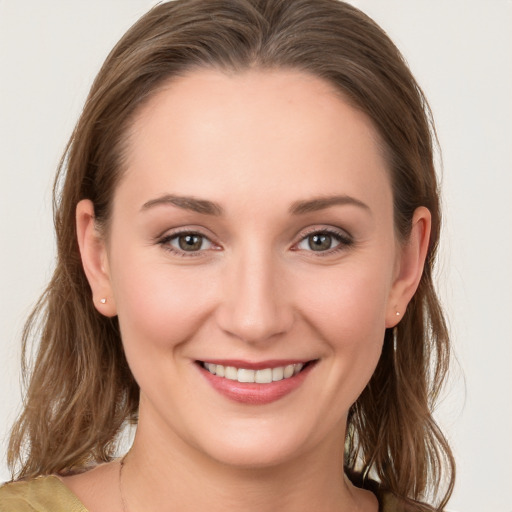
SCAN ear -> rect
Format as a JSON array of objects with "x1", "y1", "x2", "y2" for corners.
[
  {"x1": 386, "y1": 206, "x2": 431, "y2": 328},
  {"x1": 76, "y1": 199, "x2": 117, "y2": 317}
]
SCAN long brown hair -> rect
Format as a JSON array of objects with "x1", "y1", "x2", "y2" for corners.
[{"x1": 8, "y1": 0, "x2": 455, "y2": 509}]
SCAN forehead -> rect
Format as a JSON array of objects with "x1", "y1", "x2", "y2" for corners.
[{"x1": 118, "y1": 69, "x2": 391, "y2": 213}]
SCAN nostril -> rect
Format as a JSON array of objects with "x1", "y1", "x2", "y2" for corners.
[{"x1": 216, "y1": 305, "x2": 295, "y2": 344}]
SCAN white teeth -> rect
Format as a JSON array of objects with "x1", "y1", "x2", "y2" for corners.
[
  {"x1": 205, "y1": 362, "x2": 216, "y2": 374},
  {"x1": 238, "y1": 369, "x2": 255, "y2": 383},
  {"x1": 203, "y1": 362, "x2": 306, "y2": 383},
  {"x1": 225, "y1": 366, "x2": 238, "y2": 380},
  {"x1": 272, "y1": 366, "x2": 284, "y2": 381},
  {"x1": 255, "y1": 368, "x2": 272, "y2": 384},
  {"x1": 283, "y1": 364, "x2": 295, "y2": 379}
]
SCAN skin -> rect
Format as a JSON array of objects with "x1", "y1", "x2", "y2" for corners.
[{"x1": 69, "y1": 69, "x2": 431, "y2": 512}]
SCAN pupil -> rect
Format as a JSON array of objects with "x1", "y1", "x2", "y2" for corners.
[
  {"x1": 309, "y1": 233, "x2": 331, "y2": 251},
  {"x1": 179, "y1": 234, "x2": 202, "y2": 251}
]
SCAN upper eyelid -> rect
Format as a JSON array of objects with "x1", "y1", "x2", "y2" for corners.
[
  {"x1": 155, "y1": 225, "x2": 217, "y2": 242},
  {"x1": 294, "y1": 225, "x2": 352, "y2": 241}
]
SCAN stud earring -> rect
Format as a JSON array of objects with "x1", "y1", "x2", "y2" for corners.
[
  {"x1": 396, "y1": 311, "x2": 400, "y2": 316},
  {"x1": 100, "y1": 298, "x2": 107, "y2": 304}
]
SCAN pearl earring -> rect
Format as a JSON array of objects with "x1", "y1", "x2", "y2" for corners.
[
  {"x1": 100, "y1": 298, "x2": 107, "y2": 304},
  {"x1": 396, "y1": 311, "x2": 400, "y2": 316}
]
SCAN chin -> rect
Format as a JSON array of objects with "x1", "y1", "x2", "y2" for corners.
[
  {"x1": 202, "y1": 438, "x2": 305, "y2": 470},
  {"x1": 185, "y1": 413, "x2": 326, "y2": 471}
]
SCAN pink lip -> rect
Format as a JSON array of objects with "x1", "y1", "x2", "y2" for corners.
[{"x1": 197, "y1": 360, "x2": 317, "y2": 405}]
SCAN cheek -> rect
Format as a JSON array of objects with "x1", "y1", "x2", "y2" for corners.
[
  {"x1": 298, "y1": 262, "x2": 392, "y2": 343},
  {"x1": 294, "y1": 260, "x2": 393, "y2": 397},
  {"x1": 109, "y1": 253, "x2": 218, "y2": 355}
]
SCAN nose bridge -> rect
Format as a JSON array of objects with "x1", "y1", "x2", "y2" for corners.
[{"x1": 217, "y1": 241, "x2": 292, "y2": 343}]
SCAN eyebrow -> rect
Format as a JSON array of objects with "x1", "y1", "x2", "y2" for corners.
[
  {"x1": 141, "y1": 194, "x2": 223, "y2": 215},
  {"x1": 289, "y1": 195, "x2": 371, "y2": 215},
  {"x1": 141, "y1": 193, "x2": 370, "y2": 217}
]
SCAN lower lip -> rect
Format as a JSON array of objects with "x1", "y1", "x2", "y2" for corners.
[{"x1": 198, "y1": 362, "x2": 316, "y2": 405}]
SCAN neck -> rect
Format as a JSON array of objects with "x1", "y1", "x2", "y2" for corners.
[{"x1": 121, "y1": 414, "x2": 366, "y2": 512}]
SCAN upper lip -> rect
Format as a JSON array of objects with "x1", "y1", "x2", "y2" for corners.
[{"x1": 197, "y1": 359, "x2": 315, "y2": 370}]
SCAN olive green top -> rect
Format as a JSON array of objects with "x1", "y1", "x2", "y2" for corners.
[
  {"x1": 0, "y1": 475, "x2": 405, "y2": 511},
  {"x1": 0, "y1": 476, "x2": 86, "y2": 511}
]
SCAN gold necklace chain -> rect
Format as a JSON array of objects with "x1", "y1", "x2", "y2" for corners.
[{"x1": 119, "y1": 455, "x2": 129, "y2": 512}]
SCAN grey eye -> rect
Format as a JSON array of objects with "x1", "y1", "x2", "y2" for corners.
[
  {"x1": 171, "y1": 233, "x2": 212, "y2": 252},
  {"x1": 297, "y1": 233, "x2": 341, "y2": 252}
]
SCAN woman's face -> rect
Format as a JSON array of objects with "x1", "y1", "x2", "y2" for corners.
[{"x1": 80, "y1": 69, "x2": 426, "y2": 468}]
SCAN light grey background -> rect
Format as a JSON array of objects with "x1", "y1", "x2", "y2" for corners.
[{"x1": 1, "y1": 1, "x2": 511, "y2": 511}]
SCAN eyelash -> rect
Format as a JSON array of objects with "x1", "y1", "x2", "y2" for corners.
[
  {"x1": 156, "y1": 226, "x2": 353, "y2": 257},
  {"x1": 293, "y1": 227, "x2": 354, "y2": 256},
  {"x1": 157, "y1": 230, "x2": 219, "y2": 258}
]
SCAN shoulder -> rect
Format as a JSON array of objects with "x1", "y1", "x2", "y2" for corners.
[{"x1": 0, "y1": 476, "x2": 88, "y2": 512}]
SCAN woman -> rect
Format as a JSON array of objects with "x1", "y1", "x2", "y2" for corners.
[{"x1": 0, "y1": 0, "x2": 455, "y2": 511}]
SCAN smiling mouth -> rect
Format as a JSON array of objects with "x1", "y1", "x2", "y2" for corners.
[{"x1": 199, "y1": 361, "x2": 313, "y2": 384}]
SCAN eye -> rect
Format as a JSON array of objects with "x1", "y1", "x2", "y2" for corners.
[
  {"x1": 297, "y1": 232, "x2": 340, "y2": 252},
  {"x1": 295, "y1": 229, "x2": 352, "y2": 253},
  {"x1": 162, "y1": 232, "x2": 215, "y2": 253}
]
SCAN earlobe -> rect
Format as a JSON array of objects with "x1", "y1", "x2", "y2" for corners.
[
  {"x1": 76, "y1": 199, "x2": 117, "y2": 317},
  {"x1": 386, "y1": 206, "x2": 431, "y2": 328}
]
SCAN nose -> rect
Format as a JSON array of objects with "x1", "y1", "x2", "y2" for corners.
[{"x1": 215, "y1": 248, "x2": 294, "y2": 344}]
